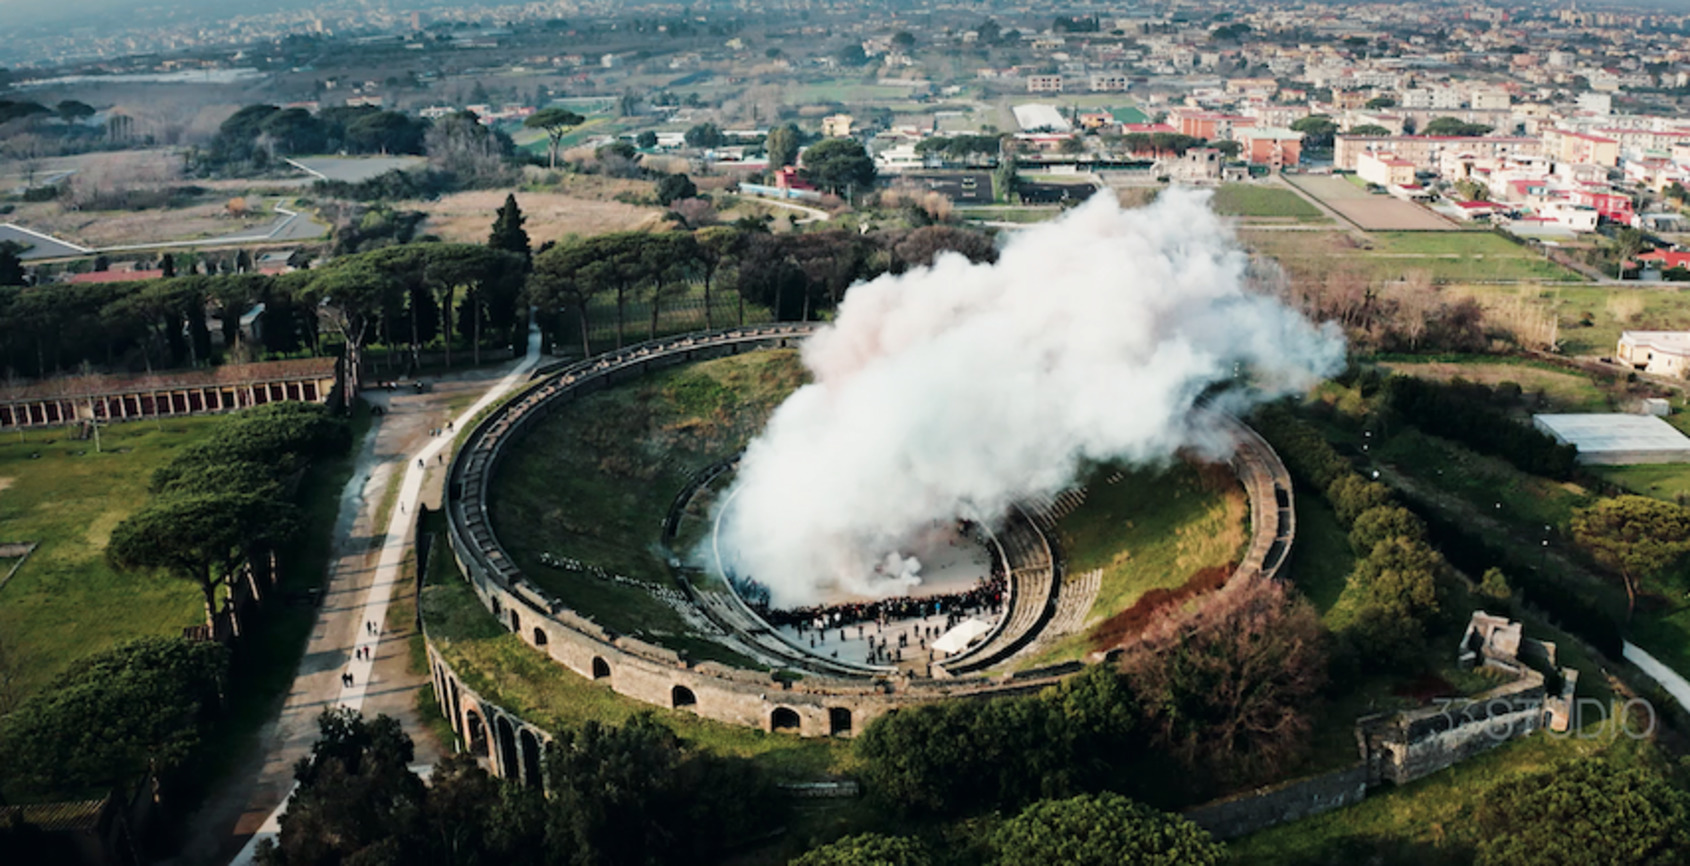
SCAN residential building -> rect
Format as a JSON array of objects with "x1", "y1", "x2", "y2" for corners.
[
  {"x1": 1169, "y1": 109, "x2": 1256, "y2": 141},
  {"x1": 1334, "y1": 135, "x2": 1542, "y2": 171},
  {"x1": 1619, "y1": 331, "x2": 1690, "y2": 376},
  {"x1": 1357, "y1": 151, "x2": 1417, "y2": 187},
  {"x1": 1235, "y1": 127, "x2": 1304, "y2": 170},
  {"x1": 1027, "y1": 75, "x2": 1064, "y2": 93},
  {"x1": 1089, "y1": 73, "x2": 1131, "y2": 92},
  {"x1": 1542, "y1": 128, "x2": 1620, "y2": 167},
  {"x1": 821, "y1": 114, "x2": 854, "y2": 137}
]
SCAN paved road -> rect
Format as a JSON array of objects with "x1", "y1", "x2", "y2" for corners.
[
  {"x1": 194, "y1": 321, "x2": 544, "y2": 866},
  {"x1": 0, "y1": 222, "x2": 91, "y2": 260},
  {"x1": 96, "y1": 199, "x2": 327, "y2": 253}
]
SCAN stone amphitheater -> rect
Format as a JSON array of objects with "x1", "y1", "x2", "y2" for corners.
[{"x1": 426, "y1": 324, "x2": 1296, "y2": 786}]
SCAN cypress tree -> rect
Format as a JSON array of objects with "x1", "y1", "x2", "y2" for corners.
[{"x1": 488, "y1": 193, "x2": 531, "y2": 263}]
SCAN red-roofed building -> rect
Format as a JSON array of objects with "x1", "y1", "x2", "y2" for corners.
[
  {"x1": 65, "y1": 269, "x2": 165, "y2": 284},
  {"x1": 1638, "y1": 249, "x2": 1690, "y2": 272},
  {"x1": 1570, "y1": 188, "x2": 1636, "y2": 225},
  {"x1": 1168, "y1": 109, "x2": 1255, "y2": 141},
  {"x1": 1451, "y1": 200, "x2": 1507, "y2": 220}
]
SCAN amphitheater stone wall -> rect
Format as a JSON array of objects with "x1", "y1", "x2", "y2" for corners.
[{"x1": 443, "y1": 326, "x2": 1292, "y2": 738}]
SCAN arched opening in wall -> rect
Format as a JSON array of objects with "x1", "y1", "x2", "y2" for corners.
[
  {"x1": 449, "y1": 679, "x2": 462, "y2": 736},
  {"x1": 829, "y1": 707, "x2": 853, "y2": 736},
  {"x1": 466, "y1": 710, "x2": 488, "y2": 757},
  {"x1": 519, "y1": 729, "x2": 543, "y2": 790},
  {"x1": 495, "y1": 715, "x2": 519, "y2": 779},
  {"x1": 671, "y1": 685, "x2": 697, "y2": 708},
  {"x1": 509, "y1": 609, "x2": 521, "y2": 633},
  {"x1": 533, "y1": 627, "x2": 548, "y2": 646},
  {"x1": 771, "y1": 707, "x2": 801, "y2": 733},
  {"x1": 592, "y1": 657, "x2": 611, "y2": 680}
]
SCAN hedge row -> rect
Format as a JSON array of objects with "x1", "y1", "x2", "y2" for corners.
[
  {"x1": 1403, "y1": 491, "x2": 1623, "y2": 657},
  {"x1": 1384, "y1": 376, "x2": 1578, "y2": 481}
]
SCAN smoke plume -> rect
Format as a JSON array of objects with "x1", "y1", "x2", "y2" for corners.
[{"x1": 709, "y1": 189, "x2": 1344, "y2": 608}]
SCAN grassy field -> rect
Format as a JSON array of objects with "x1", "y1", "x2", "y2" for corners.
[
  {"x1": 1284, "y1": 496, "x2": 1352, "y2": 617},
  {"x1": 406, "y1": 187, "x2": 664, "y2": 249},
  {"x1": 0, "y1": 419, "x2": 220, "y2": 700},
  {"x1": 1452, "y1": 283, "x2": 1690, "y2": 356},
  {"x1": 787, "y1": 79, "x2": 928, "y2": 104},
  {"x1": 1232, "y1": 723, "x2": 1647, "y2": 864},
  {"x1": 420, "y1": 539, "x2": 849, "y2": 780},
  {"x1": 1377, "y1": 359, "x2": 1615, "y2": 413},
  {"x1": 489, "y1": 349, "x2": 805, "y2": 655},
  {"x1": 1026, "y1": 461, "x2": 1246, "y2": 665},
  {"x1": 1241, "y1": 230, "x2": 1587, "y2": 284},
  {"x1": 1209, "y1": 184, "x2": 1324, "y2": 221},
  {"x1": 1374, "y1": 428, "x2": 1594, "y2": 531},
  {"x1": 1594, "y1": 462, "x2": 1690, "y2": 502}
]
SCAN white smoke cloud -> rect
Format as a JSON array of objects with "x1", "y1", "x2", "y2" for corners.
[{"x1": 707, "y1": 188, "x2": 1345, "y2": 609}]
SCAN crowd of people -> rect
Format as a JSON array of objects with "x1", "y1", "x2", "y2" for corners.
[{"x1": 759, "y1": 575, "x2": 1007, "y2": 633}]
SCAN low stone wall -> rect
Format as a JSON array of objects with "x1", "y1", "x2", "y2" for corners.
[
  {"x1": 1359, "y1": 673, "x2": 1547, "y2": 786},
  {"x1": 1184, "y1": 764, "x2": 1370, "y2": 840}
]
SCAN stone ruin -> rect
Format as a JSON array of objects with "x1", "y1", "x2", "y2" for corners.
[{"x1": 1357, "y1": 611, "x2": 1579, "y2": 788}]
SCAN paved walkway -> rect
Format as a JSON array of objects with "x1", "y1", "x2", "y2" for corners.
[{"x1": 209, "y1": 320, "x2": 542, "y2": 866}]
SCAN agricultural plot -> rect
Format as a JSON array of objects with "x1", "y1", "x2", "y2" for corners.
[{"x1": 407, "y1": 188, "x2": 664, "y2": 248}]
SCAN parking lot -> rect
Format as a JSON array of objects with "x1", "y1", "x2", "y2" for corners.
[
  {"x1": 903, "y1": 171, "x2": 994, "y2": 204},
  {"x1": 1018, "y1": 181, "x2": 1098, "y2": 206}
]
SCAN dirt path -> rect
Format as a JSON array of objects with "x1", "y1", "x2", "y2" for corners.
[{"x1": 167, "y1": 321, "x2": 542, "y2": 866}]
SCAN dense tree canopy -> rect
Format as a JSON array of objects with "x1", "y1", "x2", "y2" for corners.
[
  {"x1": 766, "y1": 123, "x2": 802, "y2": 168},
  {"x1": 108, "y1": 490, "x2": 299, "y2": 625},
  {"x1": 989, "y1": 793, "x2": 1226, "y2": 866},
  {"x1": 0, "y1": 637, "x2": 227, "y2": 796},
  {"x1": 1423, "y1": 117, "x2": 1494, "y2": 137},
  {"x1": 801, "y1": 138, "x2": 876, "y2": 197},
  {"x1": 1572, "y1": 495, "x2": 1690, "y2": 619},
  {"x1": 792, "y1": 833, "x2": 933, "y2": 866},
  {"x1": 1475, "y1": 759, "x2": 1690, "y2": 866}
]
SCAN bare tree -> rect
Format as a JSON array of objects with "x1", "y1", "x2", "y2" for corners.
[{"x1": 1119, "y1": 575, "x2": 1327, "y2": 784}]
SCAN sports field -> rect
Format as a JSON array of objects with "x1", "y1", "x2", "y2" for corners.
[
  {"x1": 1286, "y1": 174, "x2": 1455, "y2": 231},
  {"x1": 1209, "y1": 184, "x2": 1325, "y2": 221}
]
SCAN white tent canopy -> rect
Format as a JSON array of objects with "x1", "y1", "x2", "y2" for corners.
[{"x1": 932, "y1": 617, "x2": 993, "y2": 654}]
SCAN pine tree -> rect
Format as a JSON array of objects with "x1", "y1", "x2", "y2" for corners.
[{"x1": 488, "y1": 193, "x2": 531, "y2": 263}]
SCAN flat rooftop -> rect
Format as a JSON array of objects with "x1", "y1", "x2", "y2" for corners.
[
  {"x1": 1621, "y1": 331, "x2": 1690, "y2": 356},
  {"x1": 1533, "y1": 413, "x2": 1690, "y2": 465},
  {"x1": 1013, "y1": 103, "x2": 1071, "y2": 133}
]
